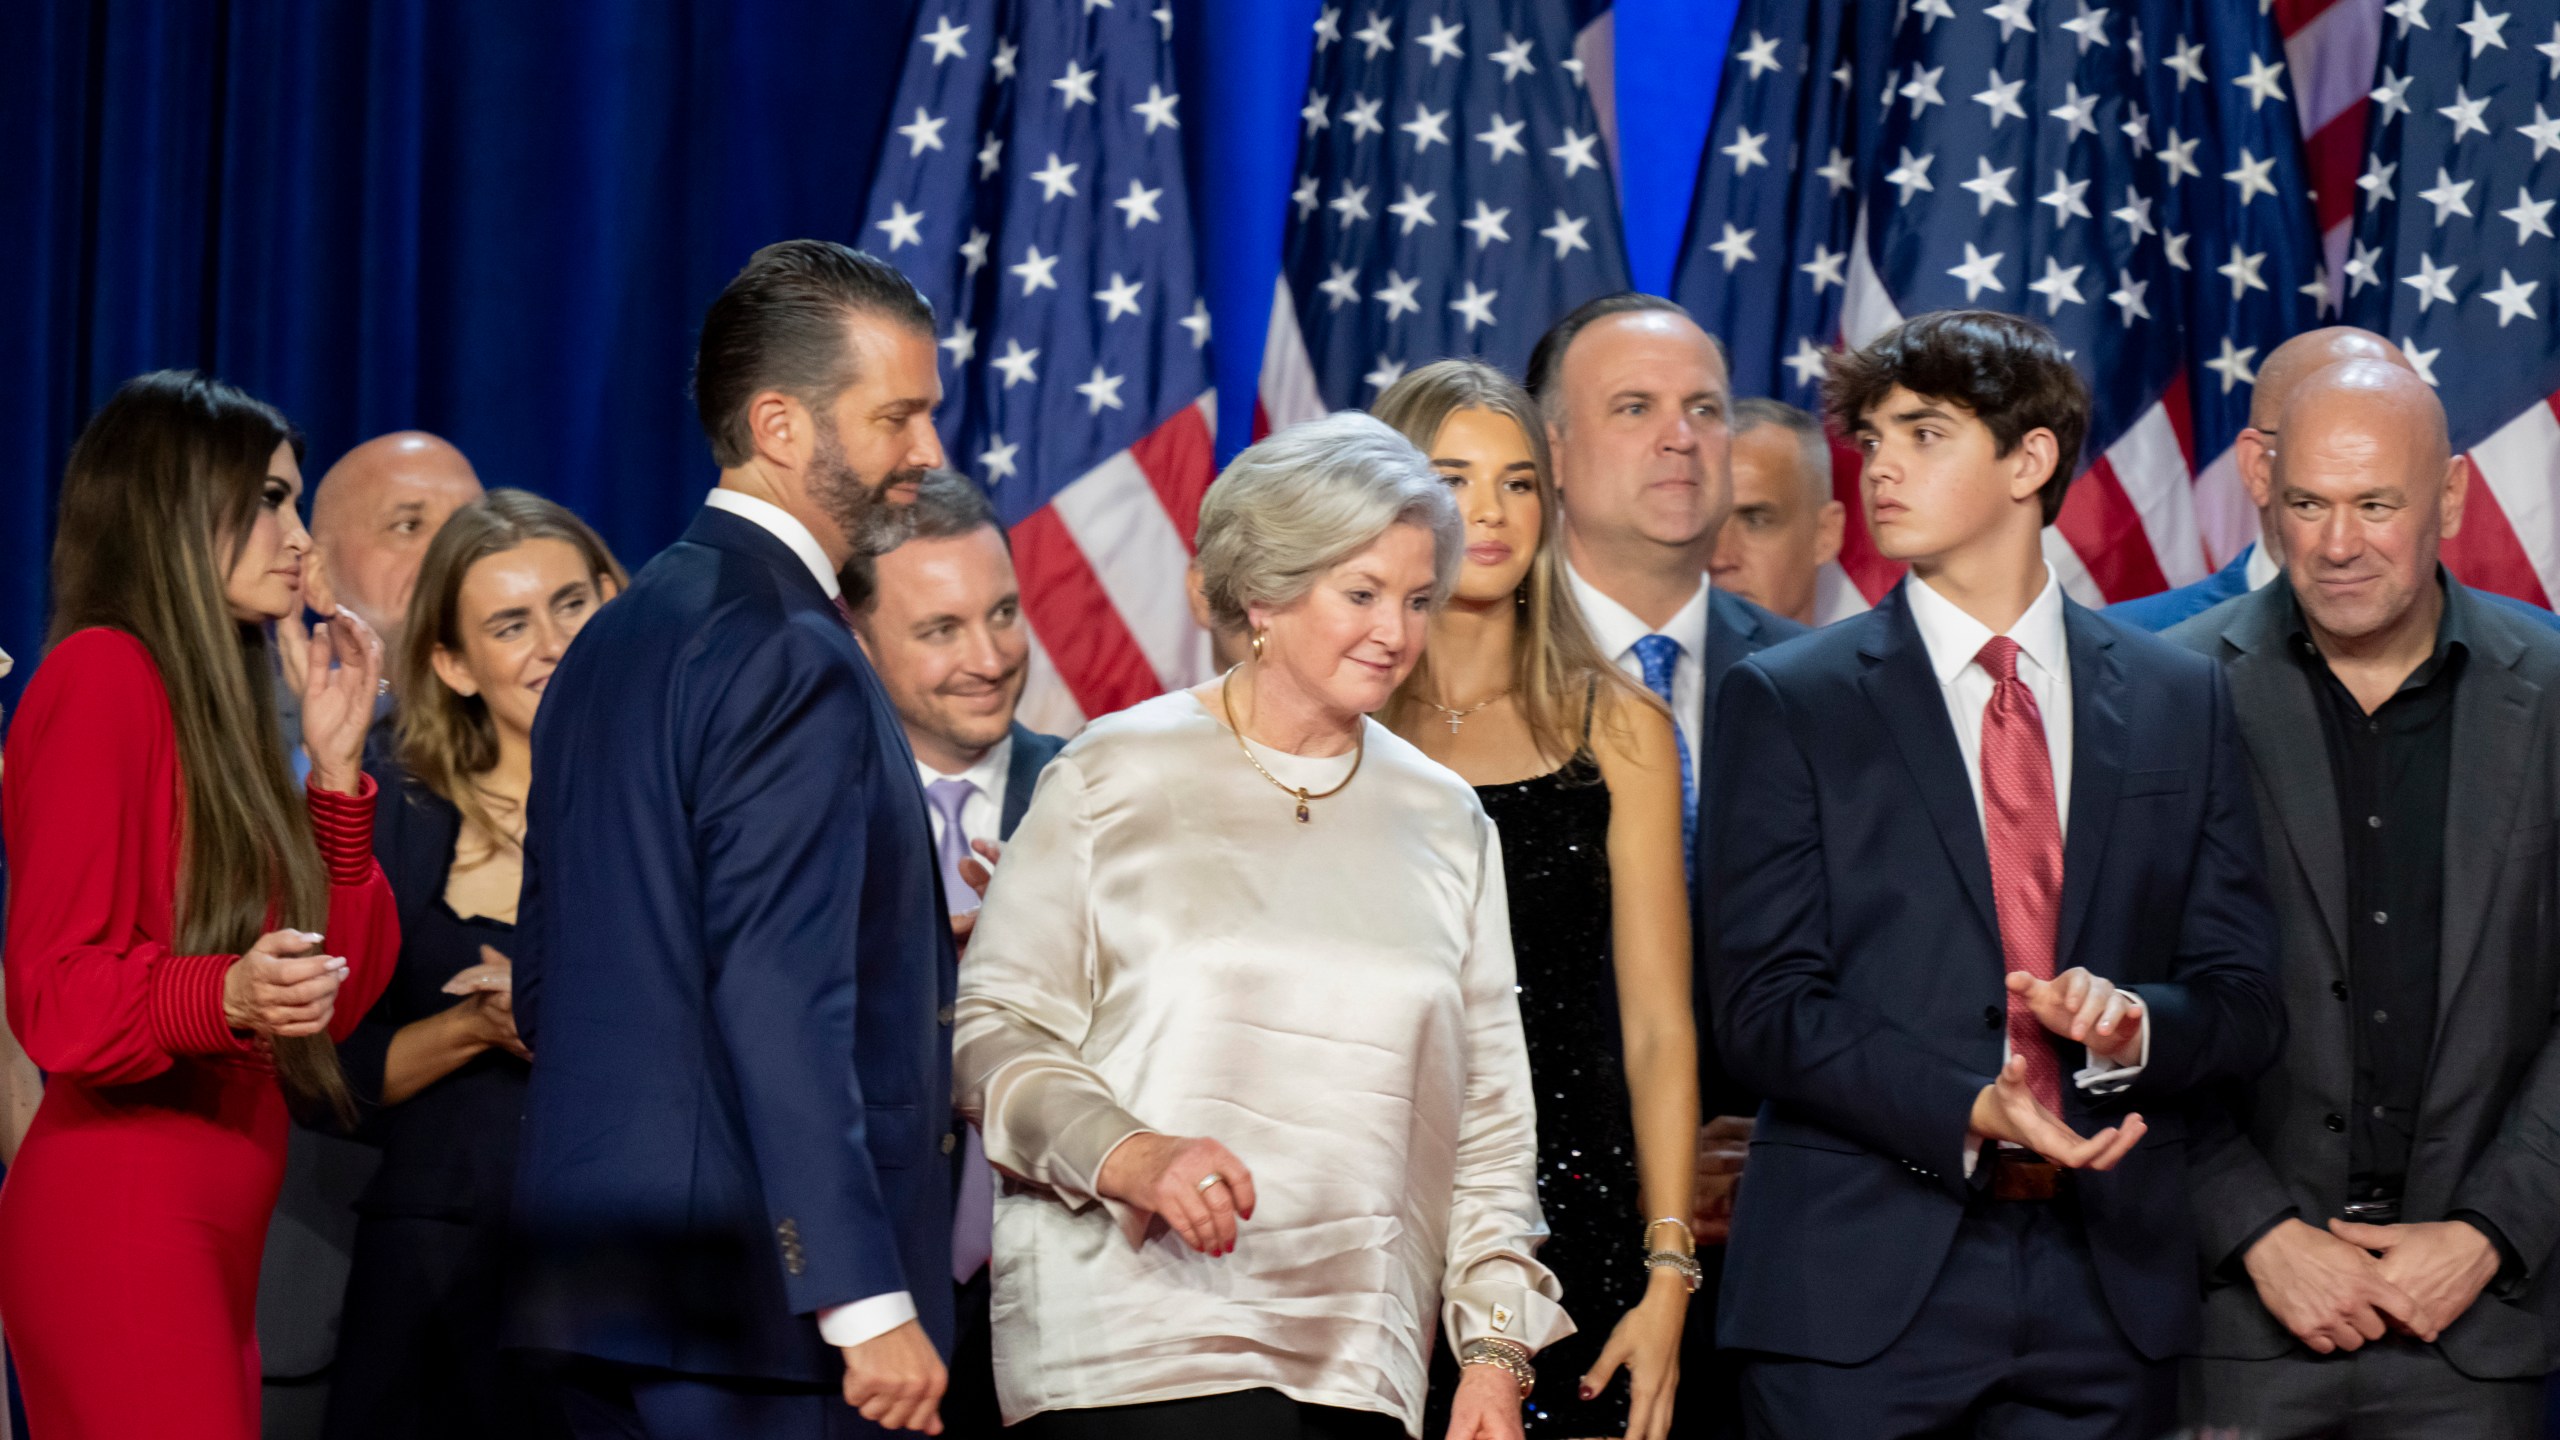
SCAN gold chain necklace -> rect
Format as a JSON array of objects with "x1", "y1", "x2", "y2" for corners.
[
  {"x1": 1422, "y1": 687, "x2": 1512, "y2": 735},
  {"x1": 1221, "y1": 668, "x2": 1364, "y2": 824}
]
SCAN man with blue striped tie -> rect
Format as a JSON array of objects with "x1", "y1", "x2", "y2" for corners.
[{"x1": 1529, "y1": 292, "x2": 1806, "y2": 1439}]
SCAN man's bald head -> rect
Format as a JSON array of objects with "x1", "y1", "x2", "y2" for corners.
[
  {"x1": 2250, "y1": 327, "x2": 2408, "y2": 431},
  {"x1": 308, "y1": 431, "x2": 484, "y2": 655},
  {"x1": 2270, "y1": 358, "x2": 2466, "y2": 646}
]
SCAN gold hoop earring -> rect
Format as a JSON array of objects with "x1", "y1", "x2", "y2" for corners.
[{"x1": 1250, "y1": 629, "x2": 1268, "y2": 662}]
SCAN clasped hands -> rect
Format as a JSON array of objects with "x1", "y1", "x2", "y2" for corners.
[
  {"x1": 2244, "y1": 1215, "x2": 2500, "y2": 1354},
  {"x1": 1967, "y1": 967, "x2": 2148, "y2": 1171}
]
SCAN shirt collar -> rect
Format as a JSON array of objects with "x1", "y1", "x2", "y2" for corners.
[
  {"x1": 920, "y1": 732, "x2": 1013, "y2": 794},
  {"x1": 2243, "y1": 540, "x2": 2283, "y2": 591},
  {"x1": 1565, "y1": 561, "x2": 1711, "y2": 661},
  {"x1": 704, "y1": 488, "x2": 841, "y2": 599},
  {"x1": 1905, "y1": 564, "x2": 2068, "y2": 688}
]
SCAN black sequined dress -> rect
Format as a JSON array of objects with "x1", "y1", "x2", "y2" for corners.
[{"x1": 1426, "y1": 747, "x2": 1644, "y2": 1438}]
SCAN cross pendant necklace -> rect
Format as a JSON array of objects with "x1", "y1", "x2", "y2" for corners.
[{"x1": 1426, "y1": 687, "x2": 1512, "y2": 734}]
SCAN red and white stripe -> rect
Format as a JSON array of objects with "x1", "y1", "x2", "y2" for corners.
[{"x1": 1012, "y1": 394, "x2": 1220, "y2": 734}]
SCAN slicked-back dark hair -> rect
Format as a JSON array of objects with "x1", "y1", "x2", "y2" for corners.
[
  {"x1": 1524, "y1": 292, "x2": 1709, "y2": 420},
  {"x1": 692, "y1": 240, "x2": 935, "y2": 468},
  {"x1": 1824, "y1": 309, "x2": 2089, "y2": 524},
  {"x1": 840, "y1": 468, "x2": 1002, "y2": 613}
]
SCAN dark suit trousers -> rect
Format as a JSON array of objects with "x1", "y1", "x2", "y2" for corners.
[
  {"x1": 2184, "y1": 1341, "x2": 2545, "y2": 1439},
  {"x1": 1739, "y1": 1195, "x2": 2171, "y2": 1440},
  {"x1": 943, "y1": 1265, "x2": 1001, "y2": 1438},
  {"x1": 325, "y1": 1214, "x2": 568, "y2": 1440},
  {"x1": 555, "y1": 1360, "x2": 891, "y2": 1440},
  {"x1": 1021, "y1": 1389, "x2": 1404, "y2": 1440}
]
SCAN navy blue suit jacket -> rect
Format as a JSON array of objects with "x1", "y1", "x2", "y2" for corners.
[
  {"x1": 2108, "y1": 542, "x2": 2560, "y2": 635},
  {"x1": 997, "y1": 723, "x2": 1066, "y2": 840},
  {"x1": 1705, "y1": 580, "x2": 2284, "y2": 1365},
  {"x1": 510, "y1": 506, "x2": 958, "y2": 1384},
  {"x1": 1691, "y1": 588, "x2": 1807, "y2": 1120}
]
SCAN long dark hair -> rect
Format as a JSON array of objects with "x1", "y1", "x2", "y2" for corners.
[{"x1": 50, "y1": 370, "x2": 352, "y2": 1124}]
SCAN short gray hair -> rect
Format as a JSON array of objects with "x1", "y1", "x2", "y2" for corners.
[
  {"x1": 1731, "y1": 397, "x2": 1833, "y2": 505},
  {"x1": 1194, "y1": 411, "x2": 1460, "y2": 632}
]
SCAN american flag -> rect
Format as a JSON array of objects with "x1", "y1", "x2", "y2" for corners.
[
  {"x1": 1674, "y1": 0, "x2": 2336, "y2": 615},
  {"x1": 1259, "y1": 0, "x2": 1632, "y2": 427},
  {"x1": 2346, "y1": 0, "x2": 2560, "y2": 606},
  {"x1": 862, "y1": 0, "x2": 1217, "y2": 733}
]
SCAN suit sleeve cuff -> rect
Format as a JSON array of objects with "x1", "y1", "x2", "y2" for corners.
[
  {"x1": 2073, "y1": 997, "x2": 2149, "y2": 1094},
  {"x1": 2218, "y1": 1207, "x2": 2298, "y2": 1280},
  {"x1": 815, "y1": 1290, "x2": 918, "y2": 1348},
  {"x1": 307, "y1": 772, "x2": 379, "y2": 887},
  {"x1": 150, "y1": 952, "x2": 257, "y2": 1058},
  {"x1": 2449, "y1": 1210, "x2": 2524, "y2": 1285}
]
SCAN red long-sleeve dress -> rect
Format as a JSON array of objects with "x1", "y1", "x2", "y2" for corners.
[{"x1": 0, "y1": 627, "x2": 398, "y2": 1440}]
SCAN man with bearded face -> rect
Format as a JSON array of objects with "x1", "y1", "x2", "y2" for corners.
[{"x1": 508, "y1": 241, "x2": 959, "y2": 1439}]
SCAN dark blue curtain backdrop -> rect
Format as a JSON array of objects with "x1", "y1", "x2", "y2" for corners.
[{"x1": 0, "y1": 0, "x2": 1736, "y2": 706}]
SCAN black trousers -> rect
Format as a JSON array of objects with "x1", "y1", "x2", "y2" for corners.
[
  {"x1": 1023, "y1": 1388, "x2": 1407, "y2": 1440},
  {"x1": 1739, "y1": 1196, "x2": 2173, "y2": 1440},
  {"x1": 324, "y1": 1213, "x2": 570, "y2": 1440},
  {"x1": 943, "y1": 1266, "x2": 1002, "y2": 1438},
  {"x1": 554, "y1": 1358, "x2": 890, "y2": 1440},
  {"x1": 2184, "y1": 1338, "x2": 2546, "y2": 1438}
]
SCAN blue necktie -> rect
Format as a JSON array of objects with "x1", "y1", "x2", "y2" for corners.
[{"x1": 1630, "y1": 634, "x2": 1695, "y2": 866}]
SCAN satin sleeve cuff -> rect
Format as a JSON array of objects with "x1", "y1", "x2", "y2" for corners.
[
  {"x1": 1443, "y1": 1276, "x2": 1574, "y2": 1360},
  {"x1": 307, "y1": 773, "x2": 379, "y2": 886},
  {"x1": 149, "y1": 951, "x2": 255, "y2": 1058}
]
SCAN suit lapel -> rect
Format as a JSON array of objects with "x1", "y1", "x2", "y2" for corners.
[
  {"x1": 999, "y1": 724, "x2": 1044, "y2": 839},
  {"x1": 2437, "y1": 591, "x2": 2539, "y2": 1042},
  {"x1": 2221, "y1": 589, "x2": 2351, "y2": 962},
  {"x1": 1698, "y1": 590, "x2": 1758, "y2": 787},
  {"x1": 2055, "y1": 604, "x2": 2124, "y2": 971},
  {"x1": 1858, "y1": 585, "x2": 2000, "y2": 941}
]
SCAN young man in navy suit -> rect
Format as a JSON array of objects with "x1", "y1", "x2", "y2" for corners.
[
  {"x1": 1706, "y1": 310, "x2": 2284, "y2": 1438},
  {"x1": 844, "y1": 468, "x2": 1065, "y2": 1436},
  {"x1": 512, "y1": 241, "x2": 956, "y2": 1437}
]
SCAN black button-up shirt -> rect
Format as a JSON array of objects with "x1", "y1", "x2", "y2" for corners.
[{"x1": 2287, "y1": 584, "x2": 2465, "y2": 1205}]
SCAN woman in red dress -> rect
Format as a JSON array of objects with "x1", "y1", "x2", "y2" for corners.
[{"x1": 0, "y1": 370, "x2": 399, "y2": 1439}]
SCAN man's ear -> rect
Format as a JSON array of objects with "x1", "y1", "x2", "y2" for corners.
[
  {"x1": 745, "y1": 390, "x2": 808, "y2": 471},
  {"x1": 1813, "y1": 499, "x2": 1846, "y2": 568},
  {"x1": 2438, "y1": 453, "x2": 2471, "y2": 543},
  {"x1": 2008, "y1": 428, "x2": 2060, "y2": 505},
  {"x1": 2236, "y1": 429, "x2": 2277, "y2": 511}
]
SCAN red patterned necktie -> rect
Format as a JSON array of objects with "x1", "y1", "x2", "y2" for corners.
[{"x1": 1977, "y1": 636, "x2": 2065, "y2": 1116}]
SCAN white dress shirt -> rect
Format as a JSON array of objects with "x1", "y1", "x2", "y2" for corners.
[
  {"x1": 917, "y1": 735, "x2": 1013, "y2": 865},
  {"x1": 1565, "y1": 563, "x2": 1711, "y2": 800},
  {"x1": 2243, "y1": 540, "x2": 2283, "y2": 591},
  {"x1": 1902, "y1": 569, "x2": 2146, "y2": 1173},
  {"x1": 702, "y1": 490, "x2": 917, "y2": 1350}
]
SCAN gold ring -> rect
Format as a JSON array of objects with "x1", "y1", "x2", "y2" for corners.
[{"x1": 1196, "y1": 1172, "x2": 1226, "y2": 1194}]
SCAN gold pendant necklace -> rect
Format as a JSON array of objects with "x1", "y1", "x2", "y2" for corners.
[{"x1": 1221, "y1": 668, "x2": 1364, "y2": 824}]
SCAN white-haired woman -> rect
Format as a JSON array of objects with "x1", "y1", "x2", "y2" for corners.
[{"x1": 956, "y1": 412, "x2": 1569, "y2": 1440}]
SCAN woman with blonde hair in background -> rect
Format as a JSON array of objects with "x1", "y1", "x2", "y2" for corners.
[
  {"x1": 1374, "y1": 361, "x2": 1700, "y2": 1440},
  {"x1": 0, "y1": 369, "x2": 398, "y2": 1439},
  {"x1": 323, "y1": 488, "x2": 623, "y2": 1440}
]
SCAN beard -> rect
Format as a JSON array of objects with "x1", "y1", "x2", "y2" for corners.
[{"x1": 808, "y1": 416, "x2": 926, "y2": 557}]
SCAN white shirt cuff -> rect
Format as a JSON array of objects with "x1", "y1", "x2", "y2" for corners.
[
  {"x1": 2073, "y1": 998, "x2": 2151, "y2": 1095},
  {"x1": 1962, "y1": 1134, "x2": 1983, "y2": 1178},
  {"x1": 816, "y1": 1290, "x2": 918, "y2": 1349}
]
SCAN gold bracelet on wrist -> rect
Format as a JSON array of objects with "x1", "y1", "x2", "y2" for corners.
[
  {"x1": 1644, "y1": 1249, "x2": 1705, "y2": 1294},
  {"x1": 1642, "y1": 1215, "x2": 1696, "y2": 1256},
  {"x1": 1458, "y1": 1336, "x2": 1536, "y2": 1400}
]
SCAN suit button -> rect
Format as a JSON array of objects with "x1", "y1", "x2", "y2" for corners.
[
  {"x1": 2331, "y1": 981, "x2": 2349, "y2": 1000},
  {"x1": 937, "y1": 1004, "x2": 955, "y2": 1027},
  {"x1": 2324, "y1": 1113, "x2": 2346, "y2": 1133},
  {"x1": 1983, "y1": 1005, "x2": 2003, "y2": 1029},
  {"x1": 941, "y1": 1131, "x2": 958, "y2": 1155}
]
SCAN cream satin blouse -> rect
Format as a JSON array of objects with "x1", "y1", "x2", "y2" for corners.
[{"x1": 954, "y1": 690, "x2": 1569, "y2": 1434}]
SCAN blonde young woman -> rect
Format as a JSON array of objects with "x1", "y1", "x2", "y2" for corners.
[
  {"x1": 1374, "y1": 362, "x2": 1700, "y2": 1440},
  {"x1": 323, "y1": 490, "x2": 622, "y2": 1440}
]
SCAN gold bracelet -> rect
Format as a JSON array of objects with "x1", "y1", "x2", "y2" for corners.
[
  {"x1": 1458, "y1": 1336, "x2": 1536, "y2": 1400},
  {"x1": 1643, "y1": 1215, "x2": 1696, "y2": 1256}
]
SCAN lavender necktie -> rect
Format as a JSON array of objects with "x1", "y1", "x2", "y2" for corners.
[
  {"x1": 925, "y1": 777, "x2": 981, "y2": 916},
  {"x1": 925, "y1": 775, "x2": 995, "y2": 1279}
]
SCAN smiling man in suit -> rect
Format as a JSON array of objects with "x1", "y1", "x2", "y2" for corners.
[
  {"x1": 844, "y1": 467, "x2": 1064, "y2": 1437},
  {"x1": 512, "y1": 241, "x2": 956, "y2": 1438},
  {"x1": 1707, "y1": 309, "x2": 2283, "y2": 1439},
  {"x1": 2168, "y1": 360, "x2": 2560, "y2": 1437}
]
